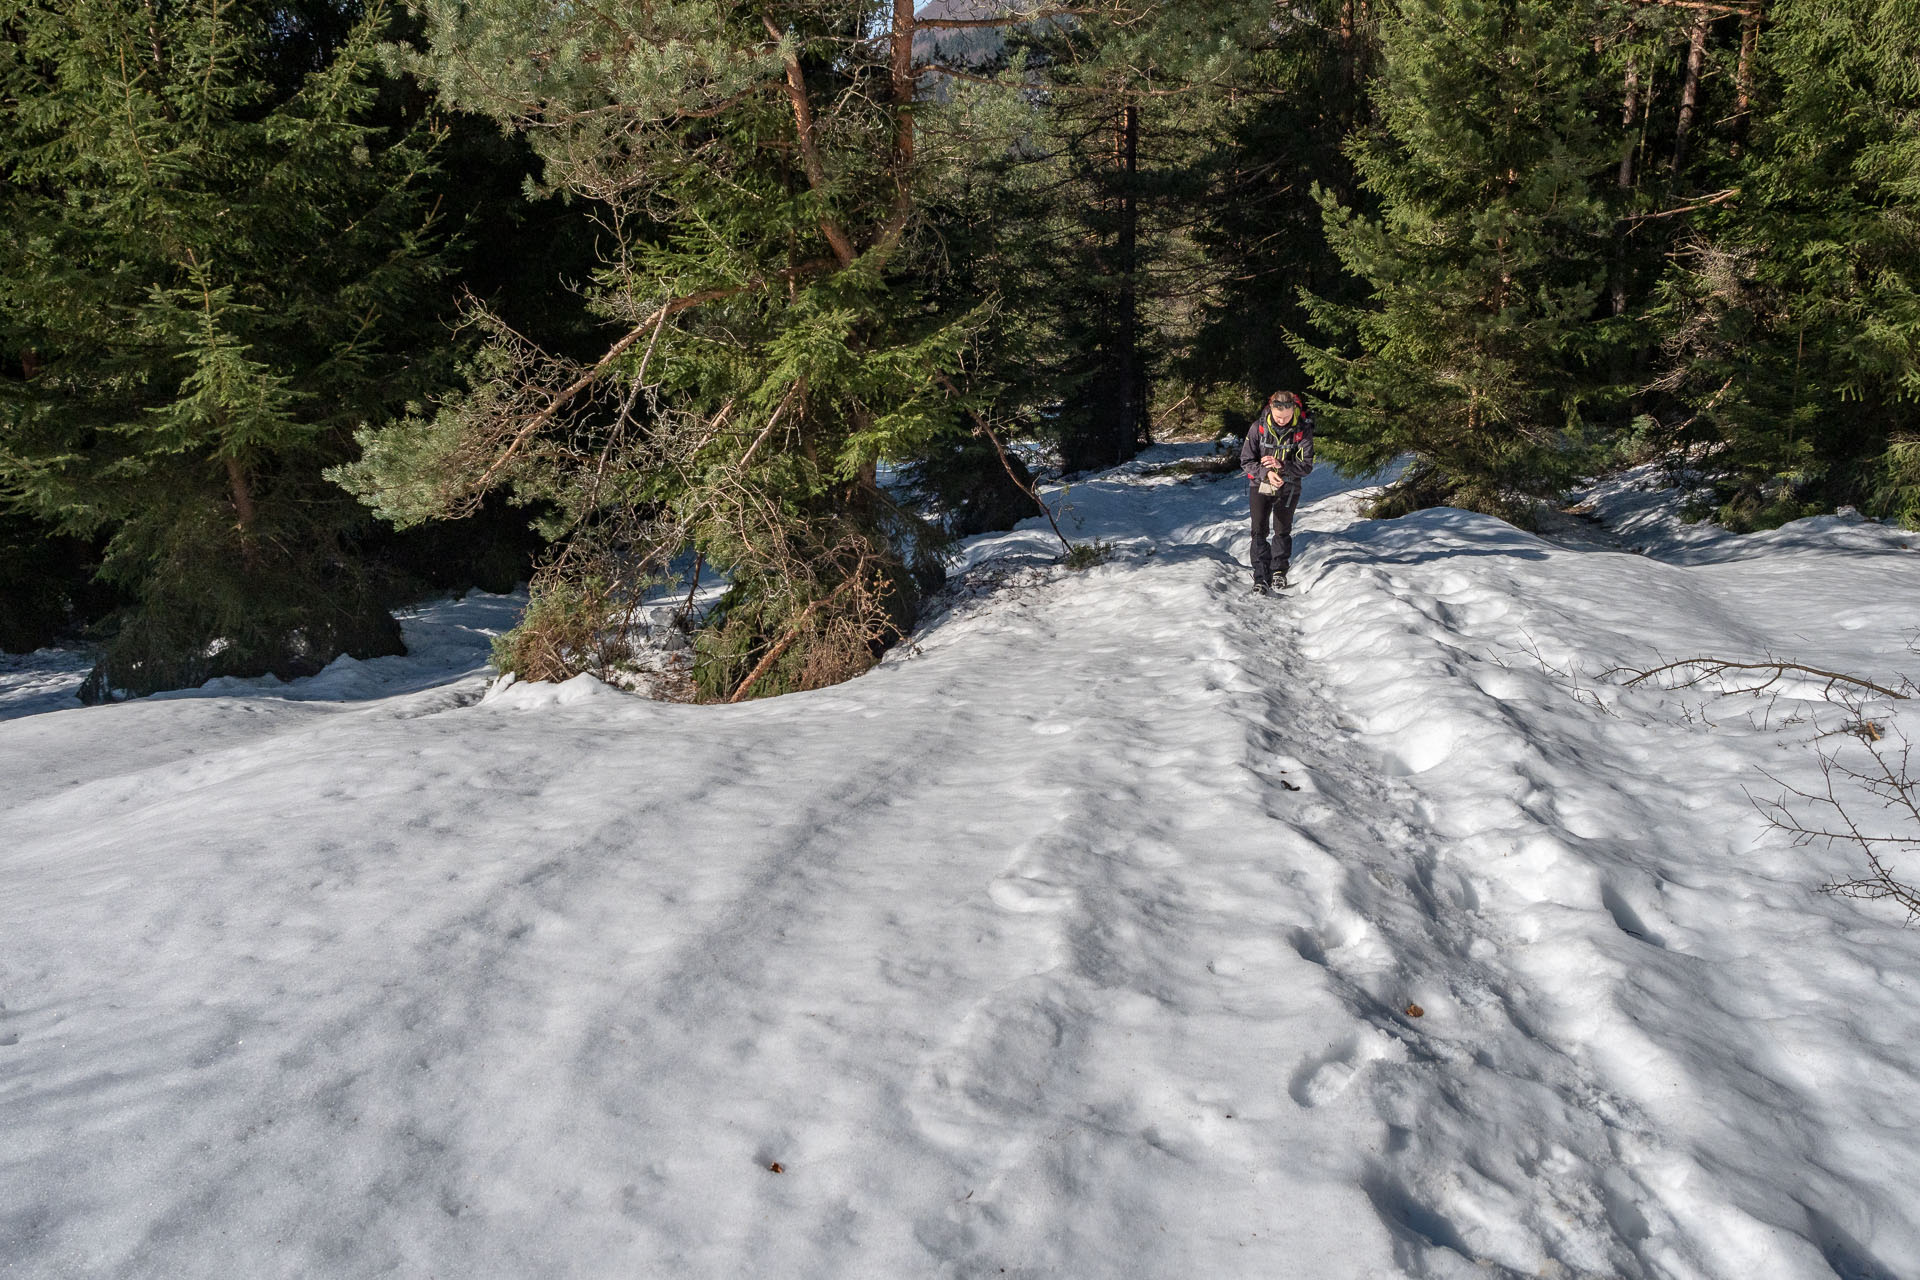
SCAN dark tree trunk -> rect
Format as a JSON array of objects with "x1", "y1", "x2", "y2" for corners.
[
  {"x1": 1732, "y1": 3, "x2": 1760, "y2": 157},
  {"x1": 1673, "y1": 13, "x2": 1712, "y2": 174},
  {"x1": 1613, "y1": 54, "x2": 1641, "y2": 317},
  {"x1": 225, "y1": 456, "x2": 256, "y2": 530},
  {"x1": 1116, "y1": 100, "x2": 1143, "y2": 456}
]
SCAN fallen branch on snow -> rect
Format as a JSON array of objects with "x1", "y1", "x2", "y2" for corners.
[{"x1": 1610, "y1": 657, "x2": 1911, "y2": 702}]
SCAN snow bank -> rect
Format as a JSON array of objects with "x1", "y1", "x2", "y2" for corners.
[
  {"x1": 0, "y1": 647, "x2": 93, "y2": 723},
  {"x1": 1573, "y1": 463, "x2": 1920, "y2": 565},
  {"x1": 3, "y1": 452, "x2": 1918, "y2": 1279}
]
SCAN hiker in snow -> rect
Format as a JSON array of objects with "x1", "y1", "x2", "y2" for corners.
[{"x1": 1240, "y1": 390, "x2": 1315, "y2": 592}]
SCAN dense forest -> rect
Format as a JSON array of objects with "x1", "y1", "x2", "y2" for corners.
[{"x1": 4, "y1": 0, "x2": 1917, "y2": 699}]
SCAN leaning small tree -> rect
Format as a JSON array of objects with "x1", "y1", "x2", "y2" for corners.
[{"x1": 340, "y1": 1, "x2": 1060, "y2": 700}]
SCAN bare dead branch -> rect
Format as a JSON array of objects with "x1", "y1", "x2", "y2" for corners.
[
  {"x1": 1627, "y1": 188, "x2": 1741, "y2": 224},
  {"x1": 1758, "y1": 735, "x2": 1920, "y2": 923},
  {"x1": 471, "y1": 260, "x2": 835, "y2": 506},
  {"x1": 936, "y1": 374, "x2": 1074, "y2": 556},
  {"x1": 738, "y1": 379, "x2": 804, "y2": 471},
  {"x1": 916, "y1": 63, "x2": 1208, "y2": 97},
  {"x1": 1612, "y1": 657, "x2": 1911, "y2": 702},
  {"x1": 726, "y1": 567, "x2": 865, "y2": 703},
  {"x1": 1627, "y1": 0, "x2": 1756, "y2": 12}
]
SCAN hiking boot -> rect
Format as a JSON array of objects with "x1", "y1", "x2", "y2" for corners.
[
  {"x1": 1275, "y1": 570, "x2": 1290, "y2": 589},
  {"x1": 1253, "y1": 579, "x2": 1271, "y2": 595}
]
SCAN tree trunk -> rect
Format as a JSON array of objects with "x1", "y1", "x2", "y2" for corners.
[
  {"x1": 1614, "y1": 54, "x2": 1641, "y2": 317},
  {"x1": 765, "y1": 16, "x2": 857, "y2": 266},
  {"x1": 1732, "y1": 3, "x2": 1760, "y2": 157},
  {"x1": 1340, "y1": 0, "x2": 1356, "y2": 91},
  {"x1": 225, "y1": 455, "x2": 256, "y2": 530},
  {"x1": 1673, "y1": 13, "x2": 1712, "y2": 174},
  {"x1": 1116, "y1": 99, "x2": 1142, "y2": 457},
  {"x1": 1618, "y1": 55, "x2": 1640, "y2": 193}
]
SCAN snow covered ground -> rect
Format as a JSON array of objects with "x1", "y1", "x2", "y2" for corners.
[{"x1": 4, "y1": 451, "x2": 1919, "y2": 1279}]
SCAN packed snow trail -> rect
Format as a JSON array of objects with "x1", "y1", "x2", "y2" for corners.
[{"x1": 4, "y1": 452, "x2": 1919, "y2": 1278}]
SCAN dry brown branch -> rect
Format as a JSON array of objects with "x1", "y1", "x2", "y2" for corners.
[
  {"x1": 1612, "y1": 657, "x2": 1911, "y2": 702},
  {"x1": 675, "y1": 552, "x2": 705, "y2": 628},
  {"x1": 1627, "y1": 188, "x2": 1741, "y2": 224},
  {"x1": 469, "y1": 260, "x2": 834, "y2": 508},
  {"x1": 916, "y1": 61, "x2": 1025, "y2": 90},
  {"x1": 1627, "y1": 0, "x2": 1755, "y2": 12},
  {"x1": 726, "y1": 568, "x2": 865, "y2": 703},
  {"x1": 739, "y1": 379, "x2": 804, "y2": 471},
  {"x1": 472, "y1": 288, "x2": 740, "y2": 495},
  {"x1": 918, "y1": 61, "x2": 1206, "y2": 96}
]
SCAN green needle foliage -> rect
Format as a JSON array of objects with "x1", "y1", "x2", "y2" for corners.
[
  {"x1": 7, "y1": 0, "x2": 1917, "y2": 700},
  {"x1": 1647, "y1": 0, "x2": 1920, "y2": 528},
  {"x1": 335, "y1": 1, "x2": 1002, "y2": 699},
  {"x1": 0, "y1": 0, "x2": 455, "y2": 695},
  {"x1": 1182, "y1": 0, "x2": 1372, "y2": 419},
  {"x1": 1292, "y1": 0, "x2": 1620, "y2": 521}
]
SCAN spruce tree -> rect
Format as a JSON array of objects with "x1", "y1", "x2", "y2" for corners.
[
  {"x1": 0, "y1": 0, "x2": 454, "y2": 696},
  {"x1": 1000, "y1": 3, "x2": 1250, "y2": 470},
  {"x1": 1645, "y1": 0, "x2": 1920, "y2": 527},
  {"x1": 1291, "y1": 0, "x2": 1622, "y2": 519}
]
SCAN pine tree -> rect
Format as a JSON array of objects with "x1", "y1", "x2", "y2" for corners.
[
  {"x1": 0, "y1": 0, "x2": 454, "y2": 696},
  {"x1": 1291, "y1": 0, "x2": 1623, "y2": 519}
]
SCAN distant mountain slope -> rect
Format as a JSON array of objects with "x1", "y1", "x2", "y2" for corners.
[{"x1": 914, "y1": 0, "x2": 1009, "y2": 70}]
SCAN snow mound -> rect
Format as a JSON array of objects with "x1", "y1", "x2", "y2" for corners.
[{"x1": 481, "y1": 670, "x2": 625, "y2": 710}]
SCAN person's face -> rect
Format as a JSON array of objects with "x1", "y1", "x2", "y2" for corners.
[{"x1": 1273, "y1": 402, "x2": 1295, "y2": 424}]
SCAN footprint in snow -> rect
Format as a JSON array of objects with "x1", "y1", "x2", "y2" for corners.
[
  {"x1": 1289, "y1": 1031, "x2": 1398, "y2": 1108},
  {"x1": 987, "y1": 874, "x2": 1077, "y2": 914},
  {"x1": 908, "y1": 974, "x2": 1086, "y2": 1147}
]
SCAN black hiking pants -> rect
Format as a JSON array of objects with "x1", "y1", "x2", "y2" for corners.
[{"x1": 1250, "y1": 481, "x2": 1302, "y2": 585}]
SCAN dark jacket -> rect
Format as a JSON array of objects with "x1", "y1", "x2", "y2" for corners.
[{"x1": 1240, "y1": 407, "x2": 1316, "y2": 487}]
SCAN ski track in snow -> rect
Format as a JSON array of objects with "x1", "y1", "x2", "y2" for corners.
[{"x1": 3, "y1": 450, "x2": 1919, "y2": 1278}]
